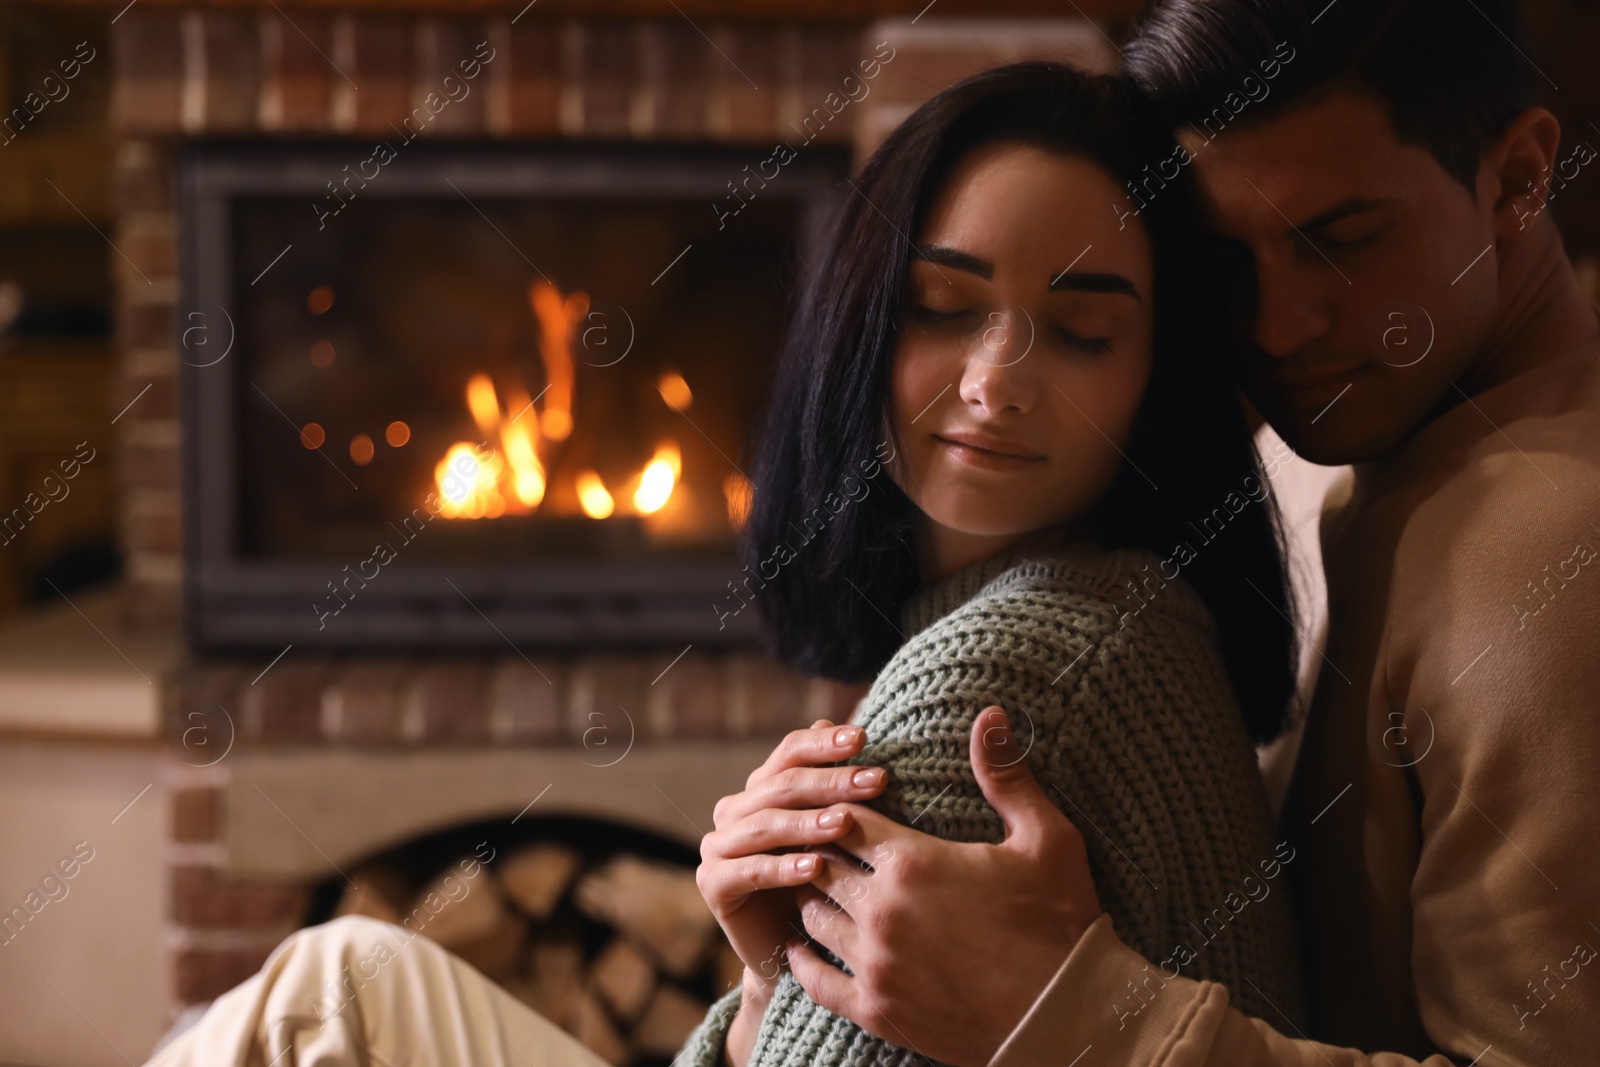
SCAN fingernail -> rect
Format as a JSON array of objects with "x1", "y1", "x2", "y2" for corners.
[
  {"x1": 796, "y1": 854, "x2": 820, "y2": 875},
  {"x1": 818, "y1": 809, "x2": 846, "y2": 829},
  {"x1": 852, "y1": 767, "x2": 884, "y2": 788},
  {"x1": 833, "y1": 725, "x2": 863, "y2": 747},
  {"x1": 984, "y1": 708, "x2": 1013, "y2": 749},
  {"x1": 811, "y1": 719, "x2": 834, "y2": 729}
]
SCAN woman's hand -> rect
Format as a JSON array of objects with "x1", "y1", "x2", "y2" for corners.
[
  {"x1": 783, "y1": 707, "x2": 1103, "y2": 1067},
  {"x1": 695, "y1": 720, "x2": 890, "y2": 1064}
]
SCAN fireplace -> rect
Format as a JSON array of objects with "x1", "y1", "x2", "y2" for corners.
[{"x1": 183, "y1": 142, "x2": 845, "y2": 650}]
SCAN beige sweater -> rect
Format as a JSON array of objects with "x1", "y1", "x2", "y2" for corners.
[{"x1": 992, "y1": 335, "x2": 1600, "y2": 1066}]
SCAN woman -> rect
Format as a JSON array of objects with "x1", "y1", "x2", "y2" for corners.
[{"x1": 681, "y1": 61, "x2": 1306, "y2": 1067}]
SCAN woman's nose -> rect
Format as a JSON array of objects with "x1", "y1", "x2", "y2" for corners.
[{"x1": 959, "y1": 309, "x2": 1037, "y2": 415}]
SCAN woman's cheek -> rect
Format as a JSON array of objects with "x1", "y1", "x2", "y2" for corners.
[
  {"x1": 1051, "y1": 355, "x2": 1146, "y2": 487},
  {"x1": 1082, "y1": 342, "x2": 1152, "y2": 445}
]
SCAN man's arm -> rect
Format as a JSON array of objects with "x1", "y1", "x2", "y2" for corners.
[
  {"x1": 989, "y1": 918, "x2": 1463, "y2": 1067},
  {"x1": 989, "y1": 468, "x2": 1600, "y2": 1066}
]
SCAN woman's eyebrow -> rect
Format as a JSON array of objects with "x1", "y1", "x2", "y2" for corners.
[
  {"x1": 914, "y1": 244, "x2": 992, "y2": 278},
  {"x1": 915, "y1": 244, "x2": 1141, "y2": 301},
  {"x1": 1048, "y1": 271, "x2": 1141, "y2": 300}
]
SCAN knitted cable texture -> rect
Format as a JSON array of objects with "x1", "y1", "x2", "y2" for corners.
[{"x1": 676, "y1": 541, "x2": 1304, "y2": 1067}]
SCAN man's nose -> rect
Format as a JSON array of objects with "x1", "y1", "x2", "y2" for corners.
[{"x1": 1254, "y1": 261, "x2": 1334, "y2": 359}]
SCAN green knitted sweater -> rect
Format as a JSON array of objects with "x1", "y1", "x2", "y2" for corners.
[{"x1": 678, "y1": 541, "x2": 1305, "y2": 1067}]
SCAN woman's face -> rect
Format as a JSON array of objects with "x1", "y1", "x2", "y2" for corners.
[{"x1": 886, "y1": 141, "x2": 1155, "y2": 554}]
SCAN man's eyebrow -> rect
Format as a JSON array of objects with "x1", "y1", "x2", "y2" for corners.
[
  {"x1": 1297, "y1": 196, "x2": 1403, "y2": 232},
  {"x1": 1048, "y1": 271, "x2": 1141, "y2": 300},
  {"x1": 913, "y1": 244, "x2": 992, "y2": 278}
]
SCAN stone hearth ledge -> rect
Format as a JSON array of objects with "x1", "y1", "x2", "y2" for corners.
[
  {"x1": 0, "y1": 586, "x2": 180, "y2": 737},
  {"x1": 224, "y1": 742, "x2": 786, "y2": 879}
]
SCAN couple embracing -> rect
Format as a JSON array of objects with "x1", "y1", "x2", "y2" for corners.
[{"x1": 150, "y1": 1, "x2": 1600, "y2": 1065}]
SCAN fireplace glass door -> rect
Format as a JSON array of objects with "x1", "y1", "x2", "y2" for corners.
[{"x1": 183, "y1": 143, "x2": 844, "y2": 650}]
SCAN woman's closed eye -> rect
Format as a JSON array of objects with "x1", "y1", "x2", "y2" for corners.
[
  {"x1": 911, "y1": 302, "x2": 1114, "y2": 355},
  {"x1": 1051, "y1": 326, "x2": 1112, "y2": 355},
  {"x1": 908, "y1": 302, "x2": 979, "y2": 326}
]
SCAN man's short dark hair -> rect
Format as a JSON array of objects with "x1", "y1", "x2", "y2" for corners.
[{"x1": 1124, "y1": 0, "x2": 1541, "y2": 190}]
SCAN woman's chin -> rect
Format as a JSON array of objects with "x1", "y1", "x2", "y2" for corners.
[{"x1": 920, "y1": 504, "x2": 1052, "y2": 542}]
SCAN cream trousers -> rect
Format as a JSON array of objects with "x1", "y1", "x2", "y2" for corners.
[{"x1": 144, "y1": 915, "x2": 613, "y2": 1067}]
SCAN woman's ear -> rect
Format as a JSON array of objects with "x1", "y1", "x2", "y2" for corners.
[{"x1": 1485, "y1": 106, "x2": 1564, "y2": 241}]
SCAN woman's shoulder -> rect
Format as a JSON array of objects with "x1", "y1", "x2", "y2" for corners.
[
  {"x1": 875, "y1": 543, "x2": 1223, "y2": 708},
  {"x1": 926, "y1": 543, "x2": 1213, "y2": 638},
  {"x1": 860, "y1": 543, "x2": 1238, "y2": 743}
]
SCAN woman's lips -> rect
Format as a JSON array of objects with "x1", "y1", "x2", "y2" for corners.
[{"x1": 935, "y1": 435, "x2": 1046, "y2": 470}]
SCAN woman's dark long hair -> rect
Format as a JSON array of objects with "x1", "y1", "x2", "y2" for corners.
[{"x1": 738, "y1": 61, "x2": 1300, "y2": 744}]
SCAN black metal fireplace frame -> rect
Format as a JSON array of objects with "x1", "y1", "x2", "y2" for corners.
[{"x1": 180, "y1": 140, "x2": 846, "y2": 652}]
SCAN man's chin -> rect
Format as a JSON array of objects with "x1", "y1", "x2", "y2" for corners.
[{"x1": 1259, "y1": 407, "x2": 1414, "y2": 467}]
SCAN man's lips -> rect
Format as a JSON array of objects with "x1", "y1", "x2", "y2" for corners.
[
  {"x1": 1267, "y1": 363, "x2": 1369, "y2": 408},
  {"x1": 1270, "y1": 362, "x2": 1368, "y2": 390}
]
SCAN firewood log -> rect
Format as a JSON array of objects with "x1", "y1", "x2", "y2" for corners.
[
  {"x1": 574, "y1": 855, "x2": 717, "y2": 977},
  {"x1": 500, "y1": 843, "x2": 583, "y2": 920},
  {"x1": 632, "y1": 984, "x2": 710, "y2": 1057},
  {"x1": 591, "y1": 938, "x2": 657, "y2": 1022}
]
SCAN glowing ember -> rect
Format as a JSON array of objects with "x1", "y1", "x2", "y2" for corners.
[
  {"x1": 575, "y1": 470, "x2": 614, "y2": 519},
  {"x1": 657, "y1": 371, "x2": 693, "y2": 411},
  {"x1": 435, "y1": 442, "x2": 506, "y2": 519},
  {"x1": 632, "y1": 439, "x2": 680, "y2": 515},
  {"x1": 433, "y1": 375, "x2": 541, "y2": 519}
]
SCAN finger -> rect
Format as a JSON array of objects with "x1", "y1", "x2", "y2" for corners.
[
  {"x1": 805, "y1": 843, "x2": 878, "y2": 919},
  {"x1": 705, "y1": 806, "x2": 855, "y2": 860},
  {"x1": 825, "y1": 803, "x2": 919, "y2": 865},
  {"x1": 716, "y1": 765, "x2": 887, "y2": 828},
  {"x1": 970, "y1": 705, "x2": 1066, "y2": 850},
  {"x1": 697, "y1": 851, "x2": 821, "y2": 910},
  {"x1": 747, "y1": 722, "x2": 869, "y2": 788},
  {"x1": 795, "y1": 883, "x2": 857, "y2": 964},
  {"x1": 785, "y1": 939, "x2": 859, "y2": 1024}
]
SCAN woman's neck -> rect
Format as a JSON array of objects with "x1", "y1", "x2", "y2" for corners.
[{"x1": 914, "y1": 515, "x2": 1087, "y2": 585}]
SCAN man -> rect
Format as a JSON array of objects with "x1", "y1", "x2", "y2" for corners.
[{"x1": 698, "y1": 0, "x2": 1600, "y2": 1064}]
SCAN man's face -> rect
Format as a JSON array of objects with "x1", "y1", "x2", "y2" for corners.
[{"x1": 1182, "y1": 91, "x2": 1501, "y2": 465}]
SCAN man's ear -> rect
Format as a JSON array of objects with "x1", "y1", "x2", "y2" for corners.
[{"x1": 1483, "y1": 106, "x2": 1563, "y2": 241}]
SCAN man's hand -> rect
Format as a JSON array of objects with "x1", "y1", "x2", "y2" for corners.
[
  {"x1": 784, "y1": 707, "x2": 1103, "y2": 1067},
  {"x1": 695, "y1": 719, "x2": 890, "y2": 1066}
]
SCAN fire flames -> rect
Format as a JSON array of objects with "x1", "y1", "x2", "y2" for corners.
[{"x1": 433, "y1": 280, "x2": 688, "y2": 521}]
